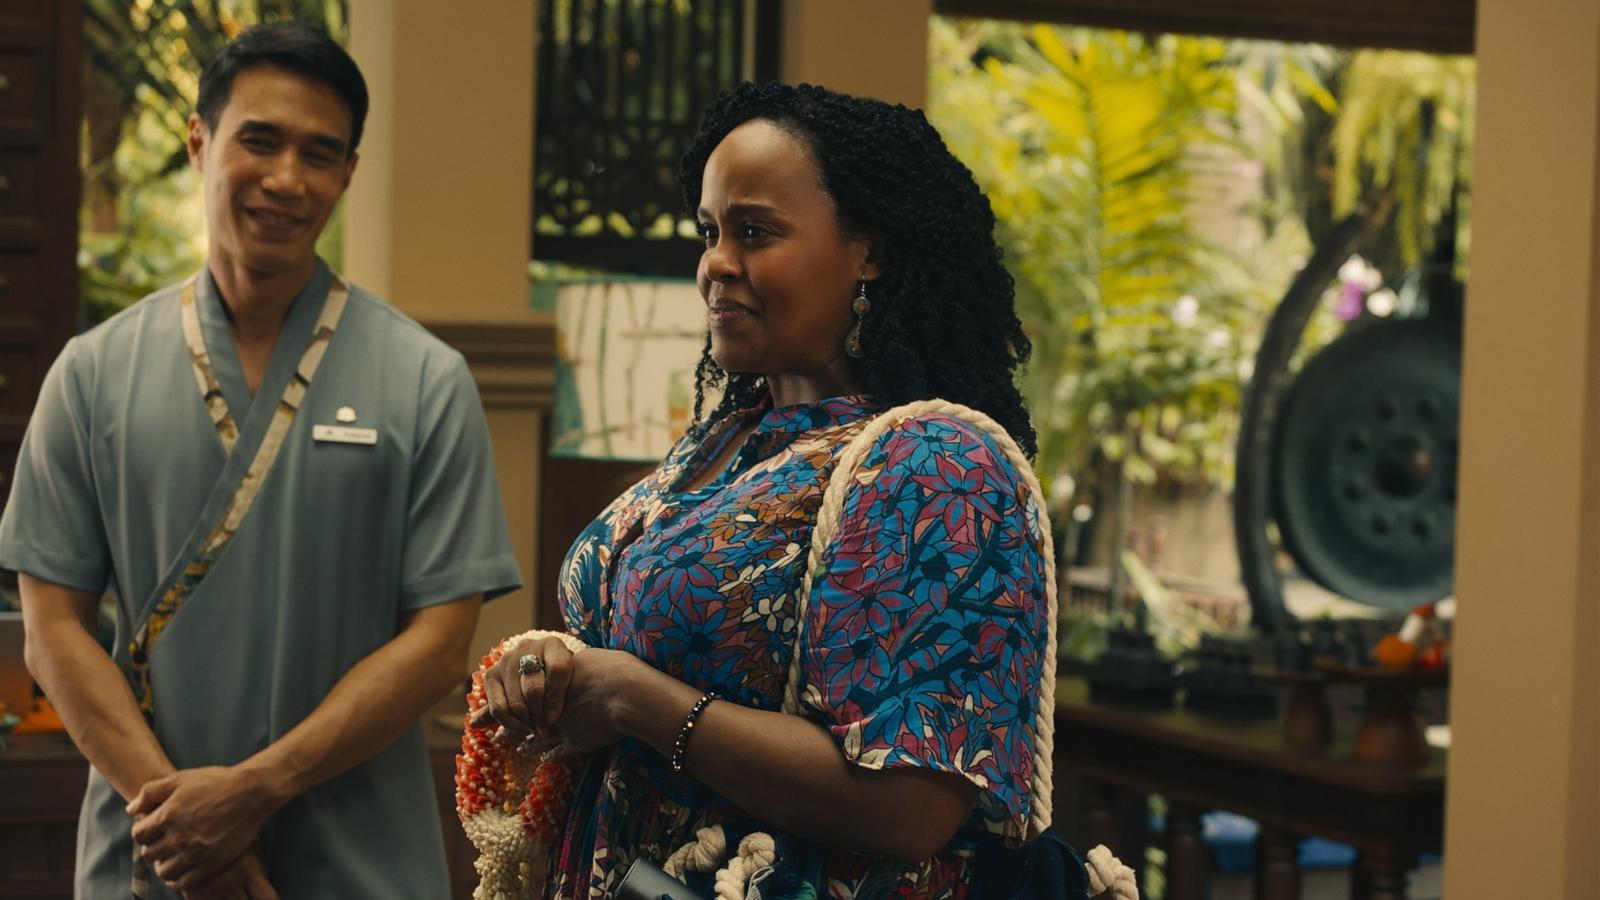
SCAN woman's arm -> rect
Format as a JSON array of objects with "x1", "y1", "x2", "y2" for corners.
[
  {"x1": 477, "y1": 641, "x2": 979, "y2": 863},
  {"x1": 607, "y1": 650, "x2": 980, "y2": 863}
]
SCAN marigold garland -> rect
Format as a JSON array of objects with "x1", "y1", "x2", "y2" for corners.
[{"x1": 456, "y1": 630, "x2": 589, "y2": 898}]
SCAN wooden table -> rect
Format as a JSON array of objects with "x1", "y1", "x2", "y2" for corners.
[{"x1": 1054, "y1": 677, "x2": 1445, "y2": 900}]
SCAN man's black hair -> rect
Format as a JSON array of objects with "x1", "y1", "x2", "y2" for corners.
[{"x1": 197, "y1": 21, "x2": 368, "y2": 152}]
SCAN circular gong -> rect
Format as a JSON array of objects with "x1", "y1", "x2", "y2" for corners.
[{"x1": 1271, "y1": 319, "x2": 1459, "y2": 611}]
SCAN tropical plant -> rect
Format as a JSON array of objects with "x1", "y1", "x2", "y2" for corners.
[
  {"x1": 1330, "y1": 51, "x2": 1475, "y2": 280},
  {"x1": 929, "y1": 20, "x2": 1473, "y2": 489},
  {"x1": 930, "y1": 20, "x2": 1282, "y2": 501},
  {"x1": 930, "y1": 20, "x2": 1308, "y2": 610}
]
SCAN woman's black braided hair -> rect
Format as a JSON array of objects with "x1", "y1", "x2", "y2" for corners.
[{"x1": 679, "y1": 81, "x2": 1037, "y2": 458}]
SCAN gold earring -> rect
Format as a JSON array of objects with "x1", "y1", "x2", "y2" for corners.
[{"x1": 846, "y1": 280, "x2": 870, "y2": 358}]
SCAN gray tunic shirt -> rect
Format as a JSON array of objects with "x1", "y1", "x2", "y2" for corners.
[{"x1": 0, "y1": 262, "x2": 523, "y2": 898}]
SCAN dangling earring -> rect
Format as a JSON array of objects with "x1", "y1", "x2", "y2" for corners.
[{"x1": 845, "y1": 280, "x2": 870, "y2": 358}]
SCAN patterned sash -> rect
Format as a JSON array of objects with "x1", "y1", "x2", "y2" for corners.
[{"x1": 126, "y1": 271, "x2": 349, "y2": 896}]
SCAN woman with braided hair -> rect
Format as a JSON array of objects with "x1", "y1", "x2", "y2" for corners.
[{"x1": 466, "y1": 82, "x2": 1132, "y2": 900}]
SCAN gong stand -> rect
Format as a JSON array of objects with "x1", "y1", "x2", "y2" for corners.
[{"x1": 1233, "y1": 206, "x2": 1382, "y2": 630}]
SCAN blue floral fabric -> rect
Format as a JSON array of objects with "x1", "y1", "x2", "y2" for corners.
[{"x1": 550, "y1": 395, "x2": 1050, "y2": 900}]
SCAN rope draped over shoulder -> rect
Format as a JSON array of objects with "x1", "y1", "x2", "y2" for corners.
[{"x1": 783, "y1": 399, "x2": 1059, "y2": 837}]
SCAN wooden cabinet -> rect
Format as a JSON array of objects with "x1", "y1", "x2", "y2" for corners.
[
  {"x1": 0, "y1": 716, "x2": 482, "y2": 899},
  {"x1": 0, "y1": 0, "x2": 78, "y2": 515},
  {"x1": 0, "y1": 732, "x2": 84, "y2": 898}
]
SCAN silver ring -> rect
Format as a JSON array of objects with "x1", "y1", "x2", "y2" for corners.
[{"x1": 517, "y1": 653, "x2": 545, "y2": 677}]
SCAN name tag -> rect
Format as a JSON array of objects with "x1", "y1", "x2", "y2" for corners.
[{"x1": 313, "y1": 424, "x2": 378, "y2": 445}]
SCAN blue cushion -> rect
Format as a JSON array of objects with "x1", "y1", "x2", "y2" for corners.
[{"x1": 1196, "y1": 811, "x2": 1358, "y2": 873}]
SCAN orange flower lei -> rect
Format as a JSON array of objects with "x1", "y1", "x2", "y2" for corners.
[{"x1": 457, "y1": 630, "x2": 588, "y2": 898}]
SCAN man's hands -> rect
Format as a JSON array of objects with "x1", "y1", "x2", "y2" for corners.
[
  {"x1": 128, "y1": 766, "x2": 282, "y2": 892},
  {"x1": 119, "y1": 597, "x2": 479, "y2": 894},
  {"x1": 176, "y1": 846, "x2": 281, "y2": 900}
]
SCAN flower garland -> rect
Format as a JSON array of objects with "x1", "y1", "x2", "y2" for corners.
[
  {"x1": 457, "y1": 630, "x2": 589, "y2": 899},
  {"x1": 1374, "y1": 598, "x2": 1456, "y2": 671}
]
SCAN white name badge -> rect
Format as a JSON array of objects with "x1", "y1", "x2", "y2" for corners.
[{"x1": 313, "y1": 424, "x2": 379, "y2": 445}]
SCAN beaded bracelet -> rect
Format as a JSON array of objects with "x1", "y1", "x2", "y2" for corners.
[{"x1": 670, "y1": 691, "x2": 720, "y2": 773}]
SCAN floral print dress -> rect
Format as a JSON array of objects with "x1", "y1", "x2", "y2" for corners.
[{"x1": 549, "y1": 396, "x2": 1050, "y2": 900}]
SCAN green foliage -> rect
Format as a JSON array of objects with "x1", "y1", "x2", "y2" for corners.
[
  {"x1": 79, "y1": 0, "x2": 349, "y2": 326},
  {"x1": 1331, "y1": 51, "x2": 1475, "y2": 279},
  {"x1": 930, "y1": 20, "x2": 1283, "y2": 496},
  {"x1": 930, "y1": 20, "x2": 1474, "y2": 505}
]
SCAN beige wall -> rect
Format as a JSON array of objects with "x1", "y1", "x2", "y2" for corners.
[
  {"x1": 345, "y1": 0, "x2": 535, "y2": 324},
  {"x1": 344, "y1": 1, "x2": 548, "y2": 662},
  {"x1": 780, "y1": 0, "x2": 933, "y2": 107},
  {"x1": 1446, "y1": 0, "x2": 1600, "y2": 895}
]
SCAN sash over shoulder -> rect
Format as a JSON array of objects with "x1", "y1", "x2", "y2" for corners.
[{"x1": 124, "y1": 270, "x2": 351, "y2": 898}]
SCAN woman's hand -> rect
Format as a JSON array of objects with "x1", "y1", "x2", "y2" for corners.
[
  {"x1": 471, "y1": 636, "x2": 577, "y2": 738},
  {"x1": 471, "y1": 640, "x2": 647, "y2": 757},
  {"x1": 541, "y1": 648, "x2": 640, "y2": 753}
]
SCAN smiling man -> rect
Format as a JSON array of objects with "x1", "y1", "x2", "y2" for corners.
[{"x1": 0, "y1": 23, "x2": 521, "y2": 899}]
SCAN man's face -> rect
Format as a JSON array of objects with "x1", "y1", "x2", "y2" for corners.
[{"x1": 187, "y1": 64, "x2": 357, "y2": 279}]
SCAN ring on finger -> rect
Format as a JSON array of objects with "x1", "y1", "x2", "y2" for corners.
[{"x1": 518, "y1": 653, "x2": 545, "y2": 677}]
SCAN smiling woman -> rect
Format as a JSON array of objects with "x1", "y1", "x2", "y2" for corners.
[
  {"x1": 464, "y1": 83, "x2": 1134, "y2": 900},
  {"x1": 681, "y1": 84, "x2": 1037, "y2": 457},
  {"x1": 692, "y1": 119, "x2": 879, "y2": 404}
]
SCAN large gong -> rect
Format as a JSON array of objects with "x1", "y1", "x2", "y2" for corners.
[
  {"x1": 1271, "y1": 320, "x2": 1459, "y2": 610},
  {"x1": 1232, "y1": 211, "x2": 1464, "y2": 626}
]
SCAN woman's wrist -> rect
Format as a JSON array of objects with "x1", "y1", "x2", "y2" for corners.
[
  {"x1": 606, "y1": 658, "x2": 703, "y2": 752},
  {"x1": 669, "y1": 691, "x2": 720, "y2": 772}
]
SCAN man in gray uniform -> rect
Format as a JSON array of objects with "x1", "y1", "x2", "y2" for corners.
[{"x1": 0, "y1": 22, "x2": 521, "y2": 898}]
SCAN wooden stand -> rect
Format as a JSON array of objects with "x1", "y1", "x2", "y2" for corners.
[
  {"x1": 1259, "y1": 668, "x2": 1333, "y2": 750},
  {"x1": 1317, "y1": 663, "x2": 1448, "y2": 765}
]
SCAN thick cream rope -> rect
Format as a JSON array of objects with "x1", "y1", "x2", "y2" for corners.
[
  {"x1": 712, "y1": 833, "x2": 777, "y2": 900},
  {"x1": 662, "y1": 826, "x2": 729, "y2": 879},
  {"x1": 783, "y1": 399, "x2": 1058, "y2": 836},
  {"x1": 1086, "y1": 846, "x2": 1139, "y2": 900},
  {"x1": 660, "y1": 827, "x2": 777, "y2": 900}
]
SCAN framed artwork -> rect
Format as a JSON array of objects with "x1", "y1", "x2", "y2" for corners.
[{"x1": 549, "y1": 278, "x2": 708, "y2": 461}]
